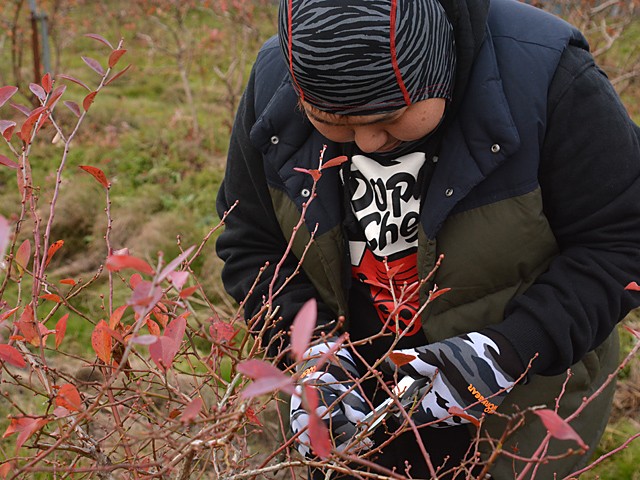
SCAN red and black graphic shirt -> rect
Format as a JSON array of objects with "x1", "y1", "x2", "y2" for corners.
[{"x1": 344, "y1": 151, "x2": 430, "y2": 362}]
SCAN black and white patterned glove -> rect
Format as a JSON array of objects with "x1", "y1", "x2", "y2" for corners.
[
  {"x1": 290, "y1": 340, "x2": 371, "y2": 457},
  {"x1": 384, "y1": 332, "x2": 522, "y2": 427}
]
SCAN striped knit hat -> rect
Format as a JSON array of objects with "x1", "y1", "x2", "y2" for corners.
[{"x1": 278, "y1": 0, "x2": 456, "y2": 115}]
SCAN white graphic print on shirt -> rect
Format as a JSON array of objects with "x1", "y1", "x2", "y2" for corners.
[{"x1": 349, "y1": 152, "x2": 426, "y2": 336}]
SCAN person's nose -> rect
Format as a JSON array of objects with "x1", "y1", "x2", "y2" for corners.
[{"x1": 353, "y1": 126, "x2": 388, "y2": 153}]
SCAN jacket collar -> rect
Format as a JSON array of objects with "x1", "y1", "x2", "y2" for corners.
[{"x1": 421, "y1": 26, "x2": 521, "y2": 237}]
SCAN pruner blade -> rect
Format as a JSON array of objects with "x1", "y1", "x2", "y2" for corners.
[{"x1": 357, "y1": 376, "x2": 426, "y2": 435}]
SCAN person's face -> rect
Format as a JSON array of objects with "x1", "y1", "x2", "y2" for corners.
[{"x1": 302, "y1": 98, "x2": 446, "y2": 154}]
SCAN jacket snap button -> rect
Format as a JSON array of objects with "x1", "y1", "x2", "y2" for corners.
[
  {"x1": 445, "y1": 188, "x2": 454, "y2": 197},
  {"x1": 491, "y1": 143, "x2": 501, "y2": 153},
  {"x1": 301, "y1": 188, "x2": 311, "y2": 198},
  {"x1": 432, "y1": 155, "x2": 439, "y2": 163},
  {"x1": 270, "y1": 135, "x2": 279, "y2": 145}
]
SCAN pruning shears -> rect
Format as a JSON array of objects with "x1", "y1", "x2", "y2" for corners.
[{"x1": 356, "y1": 376, "x2": 428, "y2": 435}]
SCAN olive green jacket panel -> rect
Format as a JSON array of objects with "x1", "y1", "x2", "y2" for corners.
[
  {"x1": 269, "y1": 187, "x2": 348, "y2": 321},
  {"x1": 419, "y1": 189, "x2": 559, "y2": 341}
]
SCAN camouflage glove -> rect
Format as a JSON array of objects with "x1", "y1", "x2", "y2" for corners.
[
  {"x1": 290, "y1": 340, "x2": 371, "y2": 457},
  {"x1": 384, "y1": 332, "x2": 522, "y2": 427}
]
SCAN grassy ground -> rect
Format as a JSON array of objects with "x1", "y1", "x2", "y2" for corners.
[{"x1": 0, "y1": 1, "x2": 639, "y2": 478}]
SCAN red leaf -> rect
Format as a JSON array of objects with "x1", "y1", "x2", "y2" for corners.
[
  {"x1": 246, "y1": 407, "x2": 262, "y2": 426},
  {"x1": 108, "y1": 49, "x2": 127, "y2": 68},
  {"x1": 46, "y1": 85, "x2": 66, "y2": 110},
  {"x1": 40, "y1": 294, "x2": 62, "y2": 303},
  {"x1": 237, "y1": 359, "x2": 294, "y2": 398},
  {"x1": 149, "y1": 335, "x2": 179, "y2": 371},
  {"x1": 0, "y1": 86, "x2": 18, "y2": 108},
  {"x1": 2, "y1": 416, "x2": 49, "y2": 450},
  {"x1": 82, "y1": 91, "x2": 98, "y2": 111},
  {"x1": 147, "y1": 318, "x2": 161, "y2": 337},
  {"x1": 45, "y1": 240, "x2": 64, "y2": 268},
  {"x1": 158, "y1": 246, "x2": 195, "y2": 282},
  {"x1": 152, "y1": 304, "x2": 169, "y2": 327},
  {"x1": 304, "y1": 384, "x2": 319, "y2": 411},
  {"x1": 84, "y1": 33, "x2": 114, "y2": 49},
  {"x1": 16, "y1": 304, "x2": 40, "y2": 346},
  {"x1": 0, "y1": 307, "x2": 20, "y2": 322},
  {"x1": 2, "y1": 126, "x2": 14, "y2": 141},
  {"x1": 104, "y1": 326, "x2": 124, "y2": 344},
  {"x1": 20, "y1": 106, "x2": 46, "y2": 142},
  {"x1": 0, "y1": 155, "x2": 19, "y2": 170},
  {"x1": 290, "y1": 298, "x2": 317, "y2": 362},
  {"x1": 0, "y1": 462, "x2": 12, "y2": 478},
  {"x1": 56, "y1": 74, "x2": 91, "y2": 91},
  {"x1": 105, "y1": 64, "x2": 132, "y2": 86},
  {"x1": 293, "y1": 167, "x2": 321, "y2": 182},
  {"x1": 64, "y1": 101, "x2": 81, "y2": 117},
  {"x1": 60, "y1": 278, "x2": 76, "y2": 286},
  {"x1": 448, "y1": 406, "x2": 480, "y2": 427},
  {"x1": 55, "y1": 383, "x2": 83, "y2": 412},
  {"x1": 0, "y1": 344, "x2": 26, "y2": 368},
  {"x1": 322, "y1": 155, "x2": 348, "y2": 170},
  {"x1": 129, "y1": 281, "x2": 163, "y2": 315},
  {"x1": 388, "y1": 352, "x2": 416, "y2": 368},
  {"x1": 91, "y1": 320, "x2": 112, "y2": 364},
  {"x1": 429, "y1": 287, "x2": 452, "y2": 302},
  {"x1": 179, "y1": 285, "x2": 199, "y2": 299},
  {"x1": 41, "y1": 73, "x2": 52, "y2": 93},
  {"x1": 164, "y1": 316, "x2": 187, "y2": 345},
  {"x1": 210, "y1": 321, "x2": 236, "y2": 343},
  {"x1": 79, "y1": 165, "x2": 109, "y2": 188},
  {"x1": 106, "y1": 254, "x2": 154, "y2": 275},
  {"x1": 10, "y1": 102, "x2": 31, "y2": 117},
  {"x1": 625, "y1": 281, "x2": 640, "y2": 291},
  {"x1": 129, "y1": 273, "x2": 143, "y2": 289},
  {"x1": 237, "y1": 359, "x2": 284, "y2": 380},
  {"x1": 386, "y1": 264, "x2": 404, "y2": 279},
  {"x1": 308, "y1": 413, "x2": 331, "y2": 459},
  {"x1": 168, "y1": 271, "x2": 189, "y2": 290},
  {"x1": 53, "y1": 406, "x2": 70, "y2": 418},
  {"x1": 55, "y1": 314, "x2": 68, "y2": 349},
  {"x1": 240, "y1": 375, "x2": 295, "y2": 399},
  {"x1": 109, "y1": 304, "x2": 128, "y2": 329},
  {"x1": 0, "y1": 120, "x2": 16, "y2": 140},
  {"x1": 533, "y1": 409, "x2": 588, "y2": 449},
  {"x1": 29, "y1": 83, "x2": 46, "y2": 102},
  {"x1": 180, "y1": 397, "x2": 203, "y2": 423},
  {"x1": 14, "y1": 240, "x2": 30, "y2": 272},
  {"x1": 81, "y1": 56, "x2": 105, "y2": 76}
]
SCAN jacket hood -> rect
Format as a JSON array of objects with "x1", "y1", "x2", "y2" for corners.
[{"x1": 438, "y1": 0, "x2": 490, "y2": 124}]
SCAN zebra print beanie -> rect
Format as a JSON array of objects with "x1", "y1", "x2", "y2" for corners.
[{"x1": 278, "y1": 0, "x2": 456, "y2": 115}]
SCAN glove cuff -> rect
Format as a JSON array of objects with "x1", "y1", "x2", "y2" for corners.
[
  {"x1": 479, "y1": 329, "x2": 525, "y2": 381},
  {"x1": 297, "y1": 338, "x2": 360, "y2": 381}
]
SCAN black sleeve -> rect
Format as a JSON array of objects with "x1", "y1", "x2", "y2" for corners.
[
  {"x1": 216, "y1": 66, "x2": 337, "y2": 359},
  {"x1": 490, "y1": 45, "x2": 640, "y2": 376}
]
